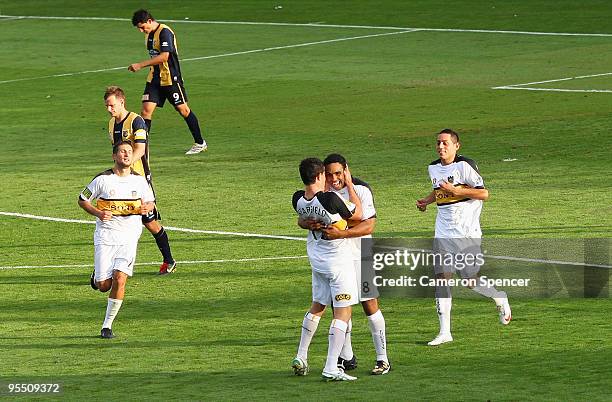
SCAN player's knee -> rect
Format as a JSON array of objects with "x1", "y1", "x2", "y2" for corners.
[{"x1": 98, "y1": 280, "x2": 112, "y2": 292}]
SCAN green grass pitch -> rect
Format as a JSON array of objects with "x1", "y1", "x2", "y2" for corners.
[{"x1": 0, "y1": 1, "x2": 610, "y2": 400}]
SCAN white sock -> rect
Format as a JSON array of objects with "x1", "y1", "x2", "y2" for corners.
[
  {"x1": 339, "y1": 319, "x2": 353, "y2": 360},
  {"x1": 323, "y1": 319, "x2": 348, "y2": 373},
  {"x1": 297, "y1": 312, "x2": 320, "y2": 360},
  {"x1": 435, "y1": 298, "x2": 452, "y2": 336},
  {"x1": 472, "y1": 284, "x2": 504, "y2": 300},
  {"x1": 102, "y1": 298, "x2": 123, "y2": 329},
  {"x1": 367, "y1": 310, "x2": 388, "y2": 362}
]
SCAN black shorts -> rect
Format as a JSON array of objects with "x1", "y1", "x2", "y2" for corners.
[{"x1": 142, "y1": 81, "x2": 188, "y2": 108}]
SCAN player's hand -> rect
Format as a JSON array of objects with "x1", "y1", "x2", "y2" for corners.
[
  {"x1": 304, "y1": 219, "x2": 325, "y2": 231},
  {"x1": 128, "y1": 63, "x2": 142, "y2": 72},
  {"x1": 98, "y1": 210, "x2": 113, "y2": 221},
  {"x1": 322, "y1": 225, "x2": 344, "y2": 240},
  {"x1": 439, "y1": 180, "x2": 457, "y2": 195},
  {"x1": 140, "y1": 201, "x2": 154, "y2": 215},
  {"x1": 416, "y1": 199, "x2": 428, "y2": 212},
  {"x1": 343, "y1": 164, "x2": 353, "y2": 187}
]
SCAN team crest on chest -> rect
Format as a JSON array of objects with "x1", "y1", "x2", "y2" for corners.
[
  {"x1": 131, "y1": 191, "x2": 137, "y2": 197},
  {"x1": 122, "y1": 130, "x2": 130, "y2": 140}
]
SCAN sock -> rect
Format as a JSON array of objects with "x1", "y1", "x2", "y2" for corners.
[
  {"x1": 367, "y1": 310, "x2": 388, "y2": 362},
  {"x1": 153, "y1": 227, "x2": 174, "y2": 264},
  {"x1": 184, "y1": 111, "x2": 205, "y2": 145},
  {"x1": 472, "y1": 284, "x2": 504, "y2": 300},
  {"x1": 102, "y1": 298, "x2": 123, "y2": 329},
  {"x1": 323, "y1": 319, "x2": 348, "y2": 373},
  {"x1": 435, "y1": 298, "x2": 452, "y2": 336},
  {"x1": 144, "y1": 118, "x2": 152, "y2": 133},
  {"x1": 297, "y1": 312, "x2": 320, "y2": 360},
  {"x1": 339, "y1": 319, "x2": 353, "y2": 360}
]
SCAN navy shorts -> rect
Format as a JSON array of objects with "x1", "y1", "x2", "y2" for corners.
[{"x1": 142, "y1": 81, "x2": 188, "y2": 108}]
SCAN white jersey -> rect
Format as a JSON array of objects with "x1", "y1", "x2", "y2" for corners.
[
  {"x1": 428, "y1": 155, "x2": 485, "y2": 238},
  {"x1": 292, "y1": 190, "x2": 356, "y2": 261},
  {"x1": 334, "y1": 178, "x2": 376, "y2": 259},
  {"x1": 80, "y1": 169, "x2": 155, "y2": 245}
]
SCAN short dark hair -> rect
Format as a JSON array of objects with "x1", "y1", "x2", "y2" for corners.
[
  {"x1": 132, "y1": 9, "x2": 154, "y2": 26},
  {"x1": 104, "y1": 86, "x2": 125, "y2": 101},
  {"x1": 323, "y1": 153, "x2": 347, "y2": 168},
  {"x1": 299, "y1": 158, "x2": 325, "y2": 185},
  {"x1": 113, "y1": 141, "x2": 133, "y2": 155},
  {"x1": 439, "y1": 128, "x2": 460, "y2": 143}
]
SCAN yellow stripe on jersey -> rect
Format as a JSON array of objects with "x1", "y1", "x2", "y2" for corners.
[
  {"x1": 108, "y1": 113, "x2": 148, "y2": 177},
  {"x1": 147, "y1": 24, "x2": 175, "y2": 86},
  {"x1": 435, "y1": 185, "x2": 470, "y2": 206},
  {"x1": 96, "y1": 199, "x2": 142, "y2": 216}
]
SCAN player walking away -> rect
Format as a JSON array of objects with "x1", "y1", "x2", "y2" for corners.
[
  {"x1": 78, "y1": 142, "x2": 155, "y2": 339},
  {"x1": 291, "y1": 157, "x2": 363, "y2": 381},
  {"x1": 128, "y1": 9, "x2": 208, "y2": 155},
  {"x1": 298, "y1": 154, "x2": 390, "y2": 375},
  {"x1": 104, "y1": 86, "x2": 176, "y2": 275},
  {"x1": 416, "y1": 129, "x2": 511, "y2": 346}
]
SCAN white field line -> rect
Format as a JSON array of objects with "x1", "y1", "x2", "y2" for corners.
[
  {"x1": 0, "y1": 30, "x2": 416, "y2": 85},
  {"x1": 3, "y1": 14, "x2": 612, "y2": 37},
  {"x1": 0, "y1": 16, "x2": 24, "y2": 22},
  {"x1": 492, "y1": 72, "x2": 612, "y2": 93},
  {"x1": 3, "y1": 211, "x2": 610, "y2": 269},
  {"x1": 0, "y1": 211, "x2": 306, "y2": 242},
  {"x1": 0, "y1": 255, "x2": 308, "y2": 270}
]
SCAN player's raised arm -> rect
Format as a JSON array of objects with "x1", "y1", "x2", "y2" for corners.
[{"x1": 343, "y1": 165, "x2": 362, "y2": 221}]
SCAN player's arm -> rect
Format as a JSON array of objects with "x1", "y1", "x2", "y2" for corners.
[
  {"x1": 297, "y1": 217, "x2": 325, "y2": 231},
  {"x1": 128, "y1": 52, "x2": 169, "y2": 72},
  {"x1": 439, "y1": 181, "x2": 489, "y2": 200},
  {"x1": 343, "y1": 165, "x2": 362, "y2": 221},
  {"x1": 324, "y1": 217, "x2": 376, "y2": 240},
  {"x1": 416, "y1": 191, "x2": 436, "y2": 212},
  {"x1": 78, "y1": 198, "x2": 112, "y2": 221}
]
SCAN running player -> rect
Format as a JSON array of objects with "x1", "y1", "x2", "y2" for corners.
[
  {"x1": 291, "y1": 157, "x2": 362, "y2": 381},
  {"x1": 78, "y1": 141, "x2": 155, "y2": 339},
  {"x1": 128, "y1": 9, "x2": 208, "y2": 155},
  {"x1": 416, "y1": 129, "x2": 511, "y2": 346},
  {"x1": 104, "y1": 86, "x2": 176, "y2": 275}
]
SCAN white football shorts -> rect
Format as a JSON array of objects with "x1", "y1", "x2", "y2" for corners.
[
  {"x1": 94, "y1": 242, "x2": 138, "y2": 281},
  {"x1": 309, "y1": 255, "x2": 358, "y2": 308}
]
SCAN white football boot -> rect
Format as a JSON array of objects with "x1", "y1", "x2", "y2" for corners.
[
  {"x1": 322, "y1": 369, "x2": 357, "y2": 381},
  {"x1": 427, "y1": 333, "x2": 453, "y2": 346},
  {"x1": 291, "y1": 356, "x2": 309, "y2": 376}
]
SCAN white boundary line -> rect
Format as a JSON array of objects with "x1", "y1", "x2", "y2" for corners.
[
  {"x1": 3, "y1": 14, "x2": 612, "y2": 37},
  {"x1": 492, "y1": 72, "x2": 612, "y2": 93},
  {"x1": 0, "y1": 255, "x2": 308, "y2": 270},
  {"x1": 0, "y1": 211, "x2": 306, "y2": 241},
  {"x1": 2, "y1": 211, "x2": 610, "y2": 269},
  {"x1": 0, "y1": 30, "x2": 416, "y2": 85}
]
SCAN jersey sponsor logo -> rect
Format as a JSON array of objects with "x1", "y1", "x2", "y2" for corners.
[
  {"x1": 96, "y1": 199, "x2": 142, "y2": 216},
  {"x1": 81, "y1": 187, "x2": 92, "y2": 199},
  {"x1": 162, "y1": 41, "x2": 169, "y2": 47},
  {"x1": 435, "y1": 185, "x2": 469, "y2": 205},
  {"x1": 335, "y1": 293, "x2": 352, "y2": 302}
]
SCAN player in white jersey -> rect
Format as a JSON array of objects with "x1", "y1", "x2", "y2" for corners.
[
  {"x1": 78, "y1": 141, "x2": 155, "y2": 339},
  {"x1": 308, "y1": 154, "x2": 389, "y2": 375},
  {"x1": 416, "y1": 129, "x2": 512, "y2": 346},
  {"x1": 291, "y1": 157, "x2": 362, "y2": 381}
]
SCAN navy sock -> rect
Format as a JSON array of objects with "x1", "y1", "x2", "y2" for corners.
[{"x1": 184, "y1": 111, "x2": 204, "y2": 144}]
